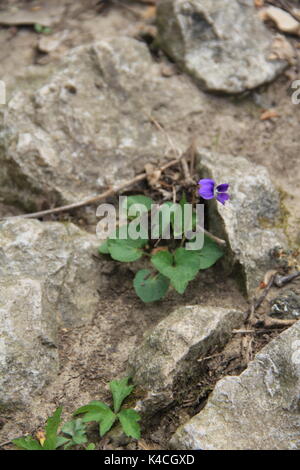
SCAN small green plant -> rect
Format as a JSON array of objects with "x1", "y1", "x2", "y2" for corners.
[
  {"x1": 73, "y1": 377, "x2": 141, "y2": 440},
  {"x1": 12, "y1": 407, "x2": 70, "y2": 450},
  {"x1": 12, "y1": 377, "x2": 139, "y2": 450},
  {"x1": 99, "y1": 194, "x2": 224, "y2": 302},
  {"x1": 61, "y1": 418, "x2": 89, "y2": 449}
]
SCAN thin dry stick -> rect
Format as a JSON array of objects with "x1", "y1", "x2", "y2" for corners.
[
  {"x1": 147, "y1": 115, "x2": 181, "y2": 159},
  {"x1": 263, "y1": 317, "x2": 297, "y2": 328},
  {"x1": 188, "y1": 136, "x2": 198, "y2": 178},
  {"x1": 2, "y1": 156, "x2": 183, "y2": 221},
  {"x1": 240, "y1": 274, "x2": 276, "y2": 366},
  {"x1": 197, "y1": 225, "x2": 226, "y2": 247},
  {"x1": 181, "y1": 157, "x2": 195, "y2": 186},
  {"x1": 2, "y1": 153, "x2": 226, "y2": 246}
]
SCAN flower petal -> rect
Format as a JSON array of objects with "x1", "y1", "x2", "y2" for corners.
[
  {"x1": 198, "y1": 178, "x2": 215, "y2": 186},
  {"x1": 216, "y1": 183, "x2": 229, "y2": 193},
  {"x1": 216, "y1": 192, "x2": 230, "y2": 205},
  {"x1": 198, "y1": 189, "x2": 215, "y2": 199},
  {"x1": 198, "y1": 179, "x2": 215, "y2": 200}
]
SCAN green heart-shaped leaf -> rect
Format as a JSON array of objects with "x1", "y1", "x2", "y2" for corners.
[
  {"x1": 122, "y1": 195, "x2": 153, "y2": 219},
  {"x1": 193, "y1": 235, "x2": 224, "y2": 270},
  {"x1": 151, "y1": 248, "x2": 200, "y2": 294},
  {"x1": 108, "y1": 237, "x2": 147, "y2": 262}
]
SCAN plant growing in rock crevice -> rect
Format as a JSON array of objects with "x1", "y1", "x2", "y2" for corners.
[{"x1": 98, "y1": 180, "x2": 229, "y2": 303}]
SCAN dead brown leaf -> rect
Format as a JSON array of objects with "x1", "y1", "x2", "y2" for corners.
[
  {"x1": 36, "y1": 430, "x2": 46, "y2": 446},
  {"x1": 254, "y1": 0, "x2": 264, "y2": 8},
  {"x1": 145, "y1": 163, "x2": 161, "y2": 188},
  {"x1": 259, "y1": 6, "x2": 300, "y2": 36},
  {"x1": 260, "y1": 109, "x2": 280, "y2": 120},
  {"x1": 269, "y1": 35, "x2": 295, "y2": 64},
  {"x1": 142, "y1": 5, "x2": 156, "y2": 20}
]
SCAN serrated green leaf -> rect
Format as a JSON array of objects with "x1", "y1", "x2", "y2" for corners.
[
  {"x1": 99, "y1": 408, "x2": 116, "y2": 436},
  {"x1": 56, "y1": 435, "x2": 71, "y2": 449},
  {"x1": 12, "y1": 436, "x2": 43, "y2": 451},
  {"x1": 134, "y1": 269, "x2": 169, "y2": 303},
  {"x1": 43, "y1": 407, "x2": 62, "y2": 450},
  {"x1": 86, "y1": 443, "x2": 96, "y2": 450},
  {"x1": 110, "y1": 377, "x2": 134, "y2": 413},
  {"x1": 122, "y1": 195, "x2": 153, "y2": 219},
  {"x1": 194, "y1": 235, "x2": 224, "y2": 270},
  {"x1": 73, "y1": 401, "x2": 116, "y2": 437},
  {"x1": 151, "y1": 248, "x2": 200, "y2": 294},
  {"x1": 73, "y1": 401, "x2": 111, "y2": 422},
  {"x1": 117, "y1": 409, "x2": 141, "y2": 440}
]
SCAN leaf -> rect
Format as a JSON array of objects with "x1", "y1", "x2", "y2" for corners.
[
  {"x1": 62, "y1": 418, "x2": 87, "y2": 446},
  {"x1": 86, "y1": 443, "x2": 96, "y2": 450},
  {"x1": 194, "y1": 235, "x2": 224, "y2": 270},
  {"x1": 98, "y1": 408, "x2": 116, "y2": 437},
  {"x1": 74, "y1": 400, "x2": 111, "y2": 422},
  {"x1": 108, "y1": 237, "x2": 147, "y2": 262},
  {"x1": 56, "y1": 435, "x2": 71, "y2": 449},
  {"x1": 134, "y1": 269, "x2": 169, "y2": 303},
  {"x1": 43, "y1": 407, "x2": 63, "y2": 450},
  {"x1": 107, "y1": 225, "x2": 148, "y2": 262},
  {"x1": 110, "y1": 377, "x2": 134, "y2": 414},
  {"x1": 122, "y1": 195, "x2": 153, "y2": 219},
  {"x1": 98, "y1": 240, "x2": 110, "y2": 254},
  {"x1": 151, "y1": 248, "x2": 200, "y2": 294},
  {"x1": 170, "y1": 195, "x2": 195, "y2": 237},
  {"x1": 151, "y1": 201, "x2": 173, "y2": 238},
  {"x1": 73, "y1": 401, "x2": 116, "y2": 437},
  {"x1": 117, "y1": 409, "x2": 141, "y2": 440},
  {"x1": 12, "y1": 436, "x2": 43, "y2": 451},
  {"x1": 34, "y1": 23, "x2": 43, "y2": 33}
]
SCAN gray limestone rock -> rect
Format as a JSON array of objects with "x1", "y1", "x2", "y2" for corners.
[
  {"x1": 128, "y1": 305, "x2": 245, "y2": 416},
  {"x1": 0, "y1": 37, "x2": 204, "y2": 211},
  {"x1": 197, "y1": 149, "x2": 287, "y2": 294},
  {"x1": 170, "y1": 321, "x2": 300, "y2": 450}
]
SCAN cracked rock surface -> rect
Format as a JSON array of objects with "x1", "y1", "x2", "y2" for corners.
[
  {"x1": 170, "y1": 321, "x2": 300, "y2": 450},
  {"x1": 128, "y1": 305, "x2": 245, "y2": 417},
  {"x1": 0, "y1": 218, "x2": 105, "y2": 406},
  {"x1": 197, "y1": 149, "x2": 287, "y2": 295}
]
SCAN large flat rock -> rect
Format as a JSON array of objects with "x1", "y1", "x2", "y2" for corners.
[
  {"x1": 128, "y1": 305, "x2": 245, "y2": 417},
  {"x1": 197, "y1": 149, "x2": 287, "y2": 295},
  {"x1": 0, "y1": 218, "x2": 106, "y2": 406},
  {"x1": 0, "y1": 276, "x2": 58, "y2": 407},
  {"x1": 0, "y1": 37, "x2": 204, "y2": 210}
]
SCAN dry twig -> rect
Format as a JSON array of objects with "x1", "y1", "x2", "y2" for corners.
[{"x1": 2, "y1": 157, "x2": 184, "y2": 221}]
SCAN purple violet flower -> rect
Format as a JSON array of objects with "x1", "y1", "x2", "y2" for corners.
[{"x1": 198, "y1": 179, "x2": 230, "y2": 205}]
